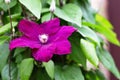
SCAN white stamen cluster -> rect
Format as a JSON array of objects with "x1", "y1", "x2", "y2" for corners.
[{"x1": 38, "y1": 34, "x2": 49, "y2": 44}]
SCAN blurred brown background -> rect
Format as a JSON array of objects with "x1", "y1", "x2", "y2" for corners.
[{"x1": 108, "y1": 0, "x2": 120, "y2": 80}]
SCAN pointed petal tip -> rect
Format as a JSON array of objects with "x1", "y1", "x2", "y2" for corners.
[
  {"x1": 54, "y1": 40, "x2": 72, "y2": 55},
  {"x1": 45, "y1": 18, "x2": 60, "y2": 24},
  {"x1": 69, "y1": 26, "x2": 77, "y2": 31},
  {"x1": 32, "y1": 44, "x2": 55, "y2": 62},
  {"x1": 32, "y1": 52, "x2": 52, "y2": 62},
  {"x1": 19, "y1": 19, "x2": 28, "y2": 24},
  {"x1": 9, "y1": 41, "x2": 15, "y2": 51},
  {"x1": 52, "y1": 18, "x2": 60, "y2": 21}
]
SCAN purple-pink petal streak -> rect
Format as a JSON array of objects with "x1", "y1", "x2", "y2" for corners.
[
  {"x1": 10, "y1": 36, "x2": 40, "y2": 50},
  {"x1": 40, "y1": 18, "x2": 60, "y2": 36},
  {"x1": 32, "y1": 44, "x2": 55, "y2": 62},
  {"x1": 51, "y1": 26, "x2": 76, "y2": 42},
  {"x1": 54, "y1": 40, "x2": 71, "y2": 55},
  {"x1": 18, "y1": 19, "x2": 43, "y2": 40}
]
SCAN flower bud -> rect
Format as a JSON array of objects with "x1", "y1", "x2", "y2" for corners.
[
  {"x1": 49, "y1": 0, "x2": 56, "y2": 12},
  {"x1": 4, "y1": 0, "x2": 11, "y2": 4}
]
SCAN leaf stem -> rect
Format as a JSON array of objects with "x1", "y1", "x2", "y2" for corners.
[
  {"x1": 7, "y1": 3, "x2": 14, "y2": 80},
  {"x1": 59, "y1": 0, "x2": 63, "y2": 7},
  {"x1": 8, "y1": 53, "x2": 12, "y2": 80},
  {"x1": 50, "y1": 12, "x2": 54, "y2": 20},
  {"x1": 8, "y1": 5, "x2": 14, "y2": 38},
  {"x1": 20, "y1": 4, "x2": 28, "y2": 19}
]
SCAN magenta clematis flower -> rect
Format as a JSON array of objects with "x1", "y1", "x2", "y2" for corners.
[{"x1": 9, "y1": 18, "x2": 76, "y2": 62}]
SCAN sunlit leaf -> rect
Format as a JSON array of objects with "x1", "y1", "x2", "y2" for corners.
[
  {"x1": 0, "y1": 44, "x2": 9, "y2": 72},
  {"x1": 79, "y1": 27, "x2": 100, "y2": 46},
  {"x1": 0, "y1": 36, "x2": 10, "y2": 45},
  {"x1": 82, "y1": 21, "x2": 120, "y2": 46},
  {"x1": 96, "y1": 14, "x2": 113, "y2": 29},
  {"x1": 41, "y1": 8, "x2": 50, "y2": 13},
  {"x1": 54, "y1": 3, "x2": 82, "y2": 27},
  {"x1": 80, "y1": 39, "x2": 99, "y2": 67},
  {"x1": 69, "y1": 32, "x2": 86, "y2": 68},
  {"x1": 19, "y1": 58, "x2": 34, "y2": 80},
  {"x1": 43, "y1": 60, "x2": 54, "y2": 79},
  {"x1": 41, "y1": 13, "x2": 51, "y2": 22},
  {"x1": 0, "y1": 22, "x2": 18, "y2": 34},
  {"x1": 19, "y1": 0, "x2": 42, "y2": 19}
]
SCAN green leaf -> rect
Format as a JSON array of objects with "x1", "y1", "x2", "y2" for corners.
[
  {"x1": 69, "y1": 32, "x2": 86, "y2": 68},
  {"x1": 79, "y1": 27, "x2": 100, "y2": 46},
  {"x1": 0, "y1": 22, "x2": 18, "y2": 34},
  {"x1": 85, "y1": 71, "x2": 96, "y2": 80},
  {"x1": 19, "y1": 58, "x2": 34, "y2": 80},
  {"x1": 14, "y1": 48, "x2": 26, "y2": 57},
  {"x1": 15, "y1": 54, "x2": 23, "y2": 64},
  {"x1": 95, "y1": 70, "x2": 107, "y2": 80},
  {"x1": 0, "y1": 44, "x2": 9, "y2": 72},
  {"x1": 1, "y1": 63, "x2": 18, "y2": 80},
  {"x1": 74, "y1": 0, "x2": 95, "y2": 23},
  {"x1": 43, "y1": 60, "x2": 54, "y2": 79},
  {"x1": 85, "y1": 70, "x2": 106, "y2": 80},
  {"x1": 41, "y1": 8, "x2": 49, "y2": 13},
  {"x1": 54, "y1": 3, "x2": 82, "y2": 27},
  {"x1": 82, "y1": 22, "x2": 120, "y2": 46},
  {"x1": 30, "y1": 68, "x2": 51, "y2": 80},
  {"x1": 96, "y1": 14, "x2": 113, "y2": 29},
  {"x1": 55, "y1": 65, "x2": 84, "y2": 80},
  {"x1": 0, "y1": 0, "x2": 3, "y2": 3},
  {"x1": 96, "y1": 25, "x2": 120, "y2": 46},
  {"x1": 19, "y1": 0, "x2": 42, "y2": 19},
  {"x1": 41, "y1": 13, "x2": 51, "y2": 22},
  {"x1": 10, "y1": 3, "x2": 22, "y2": 14},
  {"x1": 0, "y1": 0, "x2": 17, "y2": 11},
  {"x1": 0, "y1": 36, "x2": 10, "y2": 45},
  {"x1": 37, "y1": 69, "x2": 51, "y2": 80},
  {"x1": 97, "y1": 48, "x2": 120, "y2": 79},
  {"x1": 80, "y1": 39, "x2": 99, "y2": 67},
  {"x1": 7, "y1": 13, "x2": 21, "y2": 21}
]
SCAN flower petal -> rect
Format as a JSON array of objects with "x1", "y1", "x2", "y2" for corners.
[
  {"x1": 50, "y1": 26, "x2": 76, "y2": 42},
  {"x1": 54, "y1": 40, "x2": 71, "y2": 55},
  {"x1": 32, "y1": 44, "x2": 55, "y2": 62},
  {"x1": 40, "y1": 18, "x2": 60, "y2": 35},
  {"x1": 19, "y1": 19, "x2": 43, "y2": 40},
  {"x1": 9, "y1": 36, "x2": 41, "y2": 50}
]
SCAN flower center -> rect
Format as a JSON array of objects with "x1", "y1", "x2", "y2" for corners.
[{"x1": 38, "y1": 34, "x2": 49, "y2": 44}]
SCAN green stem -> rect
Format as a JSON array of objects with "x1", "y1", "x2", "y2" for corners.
[
  {"x1": 59, "y1": 0, "x2": 63, "y2": 7},
  {"x1": 21, "y1": 4, "x2": 28, "y2": 19},
  {"x1": 50, "y1": 12, "x2": 54, "y2": 20},
  {"x1": 8, "y1": 53, "x2": 12, "y2": 80},
  {"x1": 8, "y1": 5, "x2": 14, "y2": 38},
  {"x1": 7, "y1": 3, "x2": 14, "y2": 80}
]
